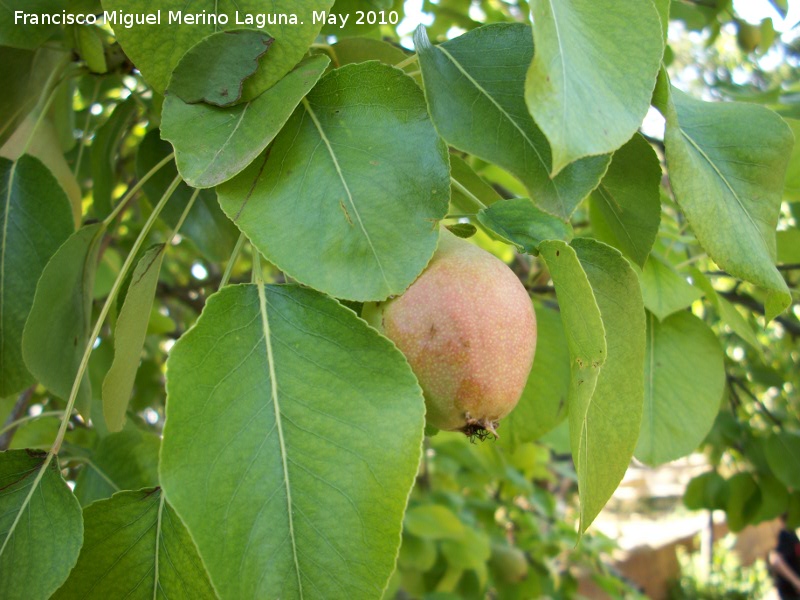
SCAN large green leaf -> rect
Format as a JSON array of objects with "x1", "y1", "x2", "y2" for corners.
[
  {"x1": 0, "y1": 450, "x2": 83, "y2": 600},
  {"x1": 415, "y1": 24, "x2": 610, "y2": 220},
  {"x1": 478, "y1": 198, "x2": 573, "y2": 254},
  {"x1": 662, "y1": 83, "x2": 793, "y2": 321},
  {"x1": 0, "y1": 0, "x2": 65, "y2": 49},
  {"x1": 162, "y1": 55, "x2": 329, "y2": 189},
  {"x1": 136, "y1": 131, "x2": 238, "y2": 263},
  {"x1": 638, "y1": 254, "x2": 703, "y2": 321},
  {"x1": 0, "y1": 47, "x2": 35, "y2": 146},
  {"x1": 53, "y1": 488, "x2": 216, "y2": 600},
  {"x1": 332, "y1": 36, "x2": 409, "y2": 68},
  {"x1": 502, "y1": 301, "x2": 571, "y2": 449},
  {"x1": 684, "y1": 471, "x2": 728, "y2": 511},
  {"x1": 168, "y1": 29, "x2": 274, "y2": 106},
  {"x1": 217, "y1": 63, "x2": 450, "y2": 301},
  {"x1": 160, "y1": 284, "x2": 425, "y2": 598},
  {"x1": 571, "y1": 238, "x2": 646, "y2": 532},
  {"x1": 524, "y1": 0, "x2": 663, "y2": 174},
  {"x1": 765, "y1": 432, "x2": 800, "y2": 489},
  {"x1": 102, "y1": 245, "x2": 165, "y2": 432},
  {"x1": 635, "y1": 311, "x2": 724, "y2": 466},
  {"x1": 101, "y1": 0, "x2": 333, "y2": 96},
  {"x1": 73, "y1": 429, "x2": 160, "y2": 507},
  {"x1": 22, "y1": 223, "x2": 106, "y2": 418},
  {"x1": 589, "y1": 134, "x2": 662, "y2": 267},
  {"x1": 0, "y1": 156, "x2": 74, "y2": 396}
]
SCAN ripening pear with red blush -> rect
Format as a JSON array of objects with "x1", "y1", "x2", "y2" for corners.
[{"x1": 377, "y1": 230, "x2": 536, "y2": 436}]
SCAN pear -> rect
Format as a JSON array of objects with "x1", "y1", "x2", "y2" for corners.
[{"x1": 371, "y1": 230, "x2": 536, "y2": 436}]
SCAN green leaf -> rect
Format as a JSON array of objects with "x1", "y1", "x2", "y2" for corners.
[
  {"x1": 73, "y1": 429, "x2": 160, "y2": 507},
  {"x1": 102, "y1": 245, "x2": 165, "y2": 432},
  {"x1": 0, "y1": 47, "x2": 36, "y2": 146},
  {"x1": 726, "y1": 472, "x2": 761, "y2": 532},
  {"x1": 398, "y1": 533, "x2": 438, "y2": 571},
  {"x1": 571, "y1": 238, "x2": 646, "y2": 532},
  {"x1": 217, "y1": 63, "x2": 450, "y2": 302},
  {"x1": 415, "y1": 23, "x2": 610, "y2": 220},
  {"x1": 103, "y1": 0, "x2": 333, "y2": 96},
  {"x1": 0, "y1": 450, "x2": 83, "y2": 600},
  {"x1": 662, "y1": 84, "x2": 793, "y2": 321},
  {"x1": 160, "y1": 284, "x2": 425, "y2": 598},
  {"x1": 0, "y1": 0, "x2": 65, "y2": 49},
  {"x1": 90, "y1": 98, "x2": 139, "y2": 218},
  {"x1": 77, "y1": 26, "x2": 107, "y2": 74},
  {"x1": 783, "y1": 118, "x2": 800, "y2": 201},
  {"x1": 53, "y1": 488, "x2": 216, "y2": 599},
  {"x1": 162, "y1": 55, "x2": 330, "y2": 189},
  {"x1": 22, "y1": 223, "x2": 106, "y2": 418},
  {"x1": 1, "y1": 156, "x2": 74, "y2": 396},
  {"x1": 524, "y1": 0, "x2": 663, "y2": 174},
  {"x1": 765, "y1": 432, "x2": 800, "y2": 489},
  {"x1": 501, "y1": 301, "x2": 570, "y2": 449},
  {"x1": 638, "y1": 254, "x2": 703, "y2": 321},
  {"x1": 635, "y1": 311, "x2": 724, "y2": 466},
  {"x1": 478, "y1": 198, "x2": 573, "y2": 254},
  {"x1": 684, "y1": 471, "x2": 728, "y2": 511},
  {"x1": 589, "y1": 134, "x2": 662, "y2": 267},
  {"x1": 136, "y1": 131, "x2": 238, "y2": 263},
  {"x1": 168, "y1": 29, "x2": 274, "y2": 107},
  {"x1": 754, "y1": 472, "x2": 789, "y2": 523},
  {"x1": 404, "y1": 505, "x2": 465, "y2": 540},
  {"x1": 538, "y1": 240, "x2": 608, "y2": 532},
  {"x1": 449, "y1": 155, "x2": 503, "y2": 213},
  {"x1": 332, "y1": 37, "x2": 409, "y2": 68},
  {"x1": 441, "y1": 527, "x2": 491, "y2": 570}
]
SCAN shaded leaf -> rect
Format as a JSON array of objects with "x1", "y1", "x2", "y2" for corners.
[
  {"x1": 589, "y1": 133, "x2": 662, "y2": 267},
  {"x1": 0, "y1": 156, "x2": 74, "y2": 396},
  {"x1": 160, "y1": 284, "x2": 425, "y2": 598},
  {"x1": 217, "y1": 63, "x2": 450, "y2": 301},
  {"x1": 636, "y1": 311, "x2": 724, "y2": 466},
  {"x1": 662, "y1": 81, "x2": 792, "y2": 321},
  {"x1": 22, "y1": 223, "x2": 106, "y2": 418},
  {"x1": 525, "y1": 0, "x2": 663, "y2": 174},
  {"x1": 168, "y1": 29, "x2": 274, "y2": 107},
  {"x1": 102, "y1": 245, "x2": 165, "y2": 432},
  {"x1": 684, "y1": 471, "x2": 728, "y2": 511},
  {"x1": 449, "y1": 154, "x2": 503, "y2": 213},
  {"x1": 136, "y1": 131, "x2": 238, "y2": 263},
  {"x1": 501, "y1": 301, "x2": 570, "y2": 449},
  {"x1": 0, "y1": 450, "x2": 83, "y2": 599},
  {"x1": 415, "y1": 23, "x2": 610, "y2": 220},
  {"x1": 332, "y1": 36, "x2": 409, "y2": 68},
  {"x1": 162, "y1": 55, "x2": 329, "y2": 189},
  {"x1": 777, "y1": 229, "x2": 800, "y2": 263},
  {"x1": 478, "y1": 198, "x2": 573, "y2": 254},
  {"x1": 766, "y1": 432, "x2": 800, "y2": 489},
  {"x1": 53, "y1": 488, "x2": 216, "y2": 600},
  {"x1": 726, "y1": 472, "x2": 761, "y2": 532},
  {"x1": 90, "y1": 98, "x2": 139, "y2": 218},
  {"x1": 73, "y1": 429, "x2": 160, "y2": 507}
]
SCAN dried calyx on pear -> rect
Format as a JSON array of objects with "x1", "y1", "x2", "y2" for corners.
[{"x1": 366, "y1": 230, "x2": 537, "y2": 439}]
